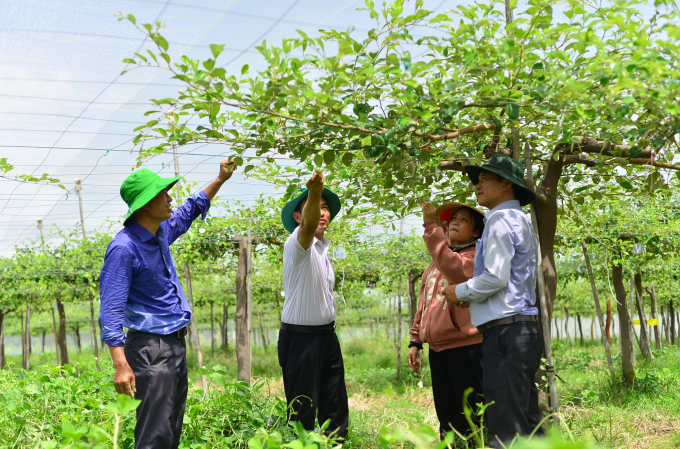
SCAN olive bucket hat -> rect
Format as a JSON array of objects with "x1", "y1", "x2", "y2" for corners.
[
  {"x1": 464, "y1": 153, "x2": 536, "y2": 206},
  {"x1": 281, "y1": 186, "x2": 342, "y2": 233},
  {"x1": 120, "y1": 168, "x2": 181, "y2": 225}
]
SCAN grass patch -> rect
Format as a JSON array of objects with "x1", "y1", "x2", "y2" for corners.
[{"x1": 3, "y1": 335, "x2": 680, "y2": 447}]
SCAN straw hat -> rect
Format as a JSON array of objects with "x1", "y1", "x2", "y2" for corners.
[{"x1": 435, "y1": 202, "x2": 486, "y2": 241}]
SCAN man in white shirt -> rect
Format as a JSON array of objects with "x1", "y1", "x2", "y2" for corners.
[
  {"x1": 278, "y1": 172, "x2": 348, "y2": 440},
  {"x1": 443, "y1": 154, "x2": 543, "y2": 447}
]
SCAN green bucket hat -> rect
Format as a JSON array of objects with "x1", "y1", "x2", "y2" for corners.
[
  {"x1": 281, "y1": 187, "x2": 342, "y2": 233},
  {"x1": 464, "y1": 153, "x2": 536, "y2": 206},
  {"x1": 120, "y1": 169, "x2": 181, "y2": 225}
]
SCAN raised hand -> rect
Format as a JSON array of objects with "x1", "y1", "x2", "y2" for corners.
[
  {"x1": 217, "y1": 159, "x2": 237, "y2": 182},
  {"x1": 420, "y1": 201, "x2": 437, "y2": 224},
  {"x1": 306, "y1": 172, "x2": 324, "y2": 194}
]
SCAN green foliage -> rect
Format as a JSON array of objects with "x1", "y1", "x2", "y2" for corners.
[
  {"x1": 0, "y1": 157, "x2": 66, "y2": 191},
  {"x1": 119, "y1": 0, "x2": 680, "y2": 221},
  {"x1": 0, "y1": 360, "x2": 292, "y2": 449}
]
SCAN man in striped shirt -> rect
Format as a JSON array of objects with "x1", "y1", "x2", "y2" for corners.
[{"x1": 278, "y1": 172, "x2": 348, "y2": 440}]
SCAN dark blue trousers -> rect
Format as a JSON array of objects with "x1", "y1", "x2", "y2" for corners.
[
  {"x1": 482, "y1": 321, "x2": 544, "y2": 448},
  {"x1": 125, "y1": 331, "x2": 188, "y2": 449}
]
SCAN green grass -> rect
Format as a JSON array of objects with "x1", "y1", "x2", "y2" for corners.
[{"x1": 2, "y1": 335, "x2": 680, "y2": 448}]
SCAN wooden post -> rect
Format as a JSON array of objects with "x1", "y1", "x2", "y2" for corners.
[
  {"x1": 21, "y1": 310, "x2": 27, "y2": 370},
  {"x1": 227, "y1": 304, "x2": 229, "y2": 348},
  {"x1": 661, "y1": 306, "x2": 671, "y2": 344},
  {"x1": 504, "y1": 0, "x2": 514, "y2": 24},
  {"x1": 27, "y1": 305, "x2": 32, "y2": 356},
  {"x1": 407, "y1": 271, "x2": 421, "y2": 325},
  {"x1": 25, "y1": 305, "x2": 32, "y2": 369},
  {"x1": 386, "y1": 296, "x2": 392, "y2": 343},
  {"x1": 629, "y1": 278, "x2": 638, "y2": 366},
  {"x1": 56, "y1": 296, "x2": 69, "y2": 366},
  {"x1": 75, "y1": 325, "x2": 82, "y2": 353},
  {"x1": 612, "y1": 264, "x2": 635, "y2": 385},
  {"x1": 633, "y1": 273, "x2": 652, "y2": 360},
  {"x1": 235, "y1": 237, "x2": 251, "y2": 384},
  {"x1": 210, "y1": 303, "x2": 215, "y2": 351},
  {"x1": 258, "y1": 312, "x2": 268, "y2": 353},
  {"x1": 0, "y1": 311, "x2": 4, "y2": 370},
  {"x1": 88, "y1": 286, "x2": 100, "y2": 371},
  {"x1": 525, "y1": 142, "x2": 559, "y2": 417},
  {"x1": 581, "y1": 242, "x2": 615, "y2": 378},
  {"x1": 396, "y1": 277, "x2": 403, "y2": 381},
  {"x1": 672, "y1": 300, "x2": 677, "y2": 344},
  {"x1": 647, "y1": 286, "x2": 661, "y2": 349},
  {"x1": 605, "y1": 299, "x2": 612, "y2": 344},
  {"x1": 184, "y1": 262, "x2": 207, "y2": 393},
  {"x1": 247, "y1": 216, "x2": 253, "y2": 368},
  {"x1": 51, "y1": 305, "x2": 59, "y2": 364},
  {"x1": 393, "y1": 294, "x2": 398, "y2": 347}
]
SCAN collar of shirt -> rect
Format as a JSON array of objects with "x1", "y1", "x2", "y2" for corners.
[
  {"x1": 483, "y1": 199, "x2": 522, "y2": 224},
  {"x1": 312, "y1": 233, "x2": 331, "y2": 251},
  {"x1": 126, "y1": 219, "x2": 166, "y2": 243}
]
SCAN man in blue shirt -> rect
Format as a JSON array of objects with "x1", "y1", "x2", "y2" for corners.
[
  {"x1": 99, "y1": 160, "x2": 236, "y2": 449},
  {"x1": 443, "y1": 154, "x2": 543, "y2": 447}
]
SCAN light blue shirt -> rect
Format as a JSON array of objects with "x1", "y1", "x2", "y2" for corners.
[{"x1": 455, "y1": 200, "x2": 538, "y2": 327}]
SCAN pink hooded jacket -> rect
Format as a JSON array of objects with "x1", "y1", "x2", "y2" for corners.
[{"x1": 409, "y1": 221, "x2": 482, "y2": 352}]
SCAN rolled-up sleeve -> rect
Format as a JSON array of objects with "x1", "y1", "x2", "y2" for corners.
[
  {"x1": 99, "y1": 246, "x2": 135, "y2": 346},
  {"x1": 455, "y1": 216, "x2": 514, "y2": 303},
  {"x1": 165, "y1": 190, "x2": 211, "y2": 245}
]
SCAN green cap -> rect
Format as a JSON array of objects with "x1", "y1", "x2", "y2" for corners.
[
  {"x1": 281, "y1": 187, "x2": 342, "y2": 233},
  {"x1": 464, "y1": 153, "x2": 536, "y2": 206},
  {"x1": 120, "y1": 169, "x2": 181, "y2": 225}
]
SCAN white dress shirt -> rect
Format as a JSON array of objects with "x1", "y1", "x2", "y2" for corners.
[
  {"x1": 281, "y1": 226, "x2": 336, "y2": 326},
  {"x1": 455, "y1": 200, "x2": 539, "y2": 327}
]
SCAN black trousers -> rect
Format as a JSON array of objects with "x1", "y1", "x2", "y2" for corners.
[
  {"x1": 482, "y1": 321, "x2": 543, "y2": 448},
  {"x1": 124, "y1": 331, "x2": 188, "y2": 449},
  {"x1": 429, "y1": 344, "x2": 483, "y2": 439},
  {"x1": 277, "y1": 328, "x2": 349, "y2": 439}
]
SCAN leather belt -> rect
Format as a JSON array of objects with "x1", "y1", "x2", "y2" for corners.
[
  {"x1": 128, "y1": 327, "x2": 188, "y2": 338},
  {"x1": 280, "y1": 321, "x2": 335, "y2": 335},
  {"x1": 476, "y1": 315, "x2": 537, "y2": 335}
]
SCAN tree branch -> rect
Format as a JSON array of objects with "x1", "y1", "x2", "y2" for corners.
[
  {"x1": 564, "y1": 154, "x2": 680, "y2": 171},
  {"x1": 413, "y1": 123, "x2": 496, "y2": 141},
  {"x1": 558, "y1": 136, "x2": 654, "y2": 159}
]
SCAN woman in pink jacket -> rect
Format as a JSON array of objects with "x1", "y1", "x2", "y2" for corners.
[{"x1": 408, "y1": 201, "x2": 485, "y2": 439}]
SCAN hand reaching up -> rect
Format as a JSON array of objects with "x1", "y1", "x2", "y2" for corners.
[
  {"x1": 306, "y1": 172, "x2": 324, "y2": 194},
  {"x1": 217, "y1": 159, "x2": 237, "y2": 182},
  {"x1": 420, "y1": 201, "x2": 437, "y2": 224}
]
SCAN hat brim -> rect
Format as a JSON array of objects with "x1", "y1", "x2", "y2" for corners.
[
  {"x1": 123, "y1": 176, "x2": 181, "y2": 226},
  {"x1": 435, "y1": 202, "x2": 486, "y2": 229},
  {"x1": 281, "y1": 187, "x2": 342, "y2": 233},
  {"x1": 464, "y1": 165, "x2": 536, "y2": 207}
]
